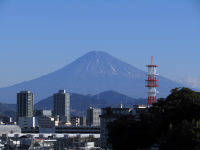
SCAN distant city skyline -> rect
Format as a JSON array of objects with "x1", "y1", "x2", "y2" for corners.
[{"x1": 0, "y1": 0, "x2": 200, "y2": 89}]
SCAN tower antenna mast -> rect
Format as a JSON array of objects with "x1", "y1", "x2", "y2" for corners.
[{"x1": 146, "y1": 56, "x2": 159, "y2": 106}]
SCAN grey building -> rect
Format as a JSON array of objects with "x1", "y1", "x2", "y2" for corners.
[
  {"x1": 87, "y1": 107, "x2": 101, "y2": 126},
  {"x1": 80, "y1": 116, "x2": 87, "y2": 126},
  {"x1": 34, "y1": 110, "x2": 52, "y2": 117},
  {"x1": 17, "y1": 91, "x2": 34, "y2": 120},
  {"x1": 53, "y1": 90, "x2": 70, "y2": 122}
]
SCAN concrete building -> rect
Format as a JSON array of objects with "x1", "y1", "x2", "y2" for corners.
[
  {"x1": 17, "y1": 91, "x2": 34, "y2": 120},
  {"x1": 53, "y1": 90, "x2": 70, "y2": 122},
  {"x1": 18, "y1": 117, "x2": 36, "y2": 129},
  {"x1": 87, "y1": 107, "x2": 101, "y2": 126},
  {"x1": 100, "y1": 107, "x2": 132, "y2": 149},
  {"x1": 38, "y1": 116, "x2": 59, "y2": 133},
  {"x1": 34, "y1": 110, "x2": 52, "y2": 117},
  {"x1": 80, "y1": 116, "x2": 87, "y2": 126}
]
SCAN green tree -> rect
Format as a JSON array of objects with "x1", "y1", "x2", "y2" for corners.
[
  {"x1": 107, "y1": 115, "x2": 159, "y2": 150},
  {"x1": 107, "y1": 87, "x2": 200, "y2": 150},
  {"x1": 158, "y1": 88, "x2": 200, "y2": 150}
]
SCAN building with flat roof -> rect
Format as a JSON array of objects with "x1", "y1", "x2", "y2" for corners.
[
  {"x1": 17, "y1": 91, "x2": 34, "y2": 120},
  {"x1": 53, "y1": 90, "x2": 70, "y2": 122},
  {"x1": 34, "y1": 110, "x2": 52, "y2": 117},
  {"x1": 18, "y1": 117, "x2": 36, "y2": 129},
  {"x1": 87, "y1": 107, "x2": 101, "y2": 126},
  {"x1": 38, "y1": 116, "x2": 59, "y2": 133}
]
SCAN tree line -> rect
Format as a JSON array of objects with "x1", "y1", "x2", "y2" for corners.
[{"x1": 107, "y1": 87, "x2": 200, "y2": 150}]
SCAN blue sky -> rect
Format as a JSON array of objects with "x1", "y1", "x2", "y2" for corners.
[{"x1": 0, "y1": 0, "x2": 200, "y2": 89}]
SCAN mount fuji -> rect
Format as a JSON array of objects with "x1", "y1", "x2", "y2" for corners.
[{"x1": 0, "y1": 51, "x2": 180, "y2": 103}]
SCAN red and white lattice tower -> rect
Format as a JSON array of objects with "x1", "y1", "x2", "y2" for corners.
[{"x1": 146, "y1": 56, "x2": 159, "y2": 106}]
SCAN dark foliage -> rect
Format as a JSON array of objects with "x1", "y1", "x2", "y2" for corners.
[
  {"x1": 160, "y1": 120, "x2": 196, "y2": 150},
  {"x1": 107, "y1": 115, "x2": 160, "y2": 150},
  {"x1": 107, "y1": 87, "x2": 200, "y2": 150}
]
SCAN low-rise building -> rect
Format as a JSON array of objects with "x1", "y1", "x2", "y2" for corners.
[
  {"x1": 18, "y1": 117, "x2": 39, "y2": 133},
  {"x1": 2, "y1": 133, "x2": 101, "y2": 150},
  {"x1": 38, "y1": 116, "x2": 59, "y2": 133},
  {"x1": 18, "y1": 117, "x2": 36, "y2": 129}
]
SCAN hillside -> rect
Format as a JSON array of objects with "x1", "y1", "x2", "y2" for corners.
[
  {"x1": 2, "y1": 91, "x2": 145, "y2": 118},
  {"x1": 35, "y1": 91, "x2": 146, "y2": 116},
  {"x1": 0, "y1": 103, "x2": 16, "y2": 120}
]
